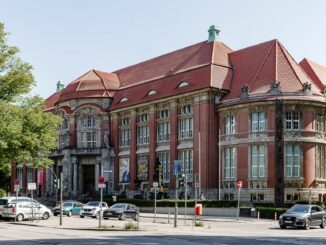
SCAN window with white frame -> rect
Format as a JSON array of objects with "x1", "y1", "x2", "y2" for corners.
[
  {"x1": 285, "y1": 144, "x2": 300, "y2": 178},
  {"x1": 224, "y1": 115, "x2": 235, "y2": 135},
  {"x1": 285, "y1": 111, "x2": 300, "y2": 130},
  {"x1": 77, "y1": 113, "x2": 100, "y2": 148},
  {"x1": 251, "y1": 112, "x2": 265, "y2": 132},
  {"x1": 316, "y1": 145, "x2": 326, "y2": 179},
  {"x1": 178, "y1": 149, "x2": 193, "y2": 179},
  {"x1": 224, "y1": 147, "x2": 236, "y2": 179},
  {"x1": 250, "y1": 145, "x2": 266, "y2": 178},
  {"x1": 178, "y1": 105, "x2": 193, "y2": 139},
  {"x1": 16, "y1": 167, "x2": 23, "y2": 187},
  {"x1": 137, "y1": 113, "x2": 149, "y2": 145},
  {"x1": 157, "y1": 109, "x2": 170, "y2": 142},
  {"x1": 158, "y1": 151, "x2": 170, "y2": 183},
  {"x1": 119, "y1": 117, "x2": 130, "y2": 147}
]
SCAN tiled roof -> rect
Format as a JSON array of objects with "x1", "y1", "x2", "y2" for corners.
[
  {"x1": 56, "y1": 70, "x2": 119, "y2": 103},
  {"x1": 44, "y1": 91, "x2": 61, "y2": 112},
  {"x1": 299, "y1": 58, "x2": 326, "y2": 89},
  {"x1": 223, "y1": 40, "x2": 322, "y2": 101},
  {"x1": 114, "y1": 41, "x2": 232, "y2": 88}
]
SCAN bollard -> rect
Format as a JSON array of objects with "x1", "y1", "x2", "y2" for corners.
[
  {"x1": 257, "y1": 211, "x2": 260, "y2": 221},
  {"x1": 168, "y1": 211, "x2": 170, "y2": 224},
  {"x1": 274, "y1": 212, "x2": 277, "y2": 221}
]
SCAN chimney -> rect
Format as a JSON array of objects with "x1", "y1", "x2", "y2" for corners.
[
  {"x1": 207, "y1": 25, "x2": 220, "y2": 43},
  {"x1": 56, "y1": 81, "x2": 64, "y2": 92}
]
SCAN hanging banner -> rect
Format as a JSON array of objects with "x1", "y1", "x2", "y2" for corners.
[
  {"x1": 119, "y1": 158, "x2": 130, "y2": 183},
  {"x1": 137, "y1": 158, "x2": 149, "y2": 181}
]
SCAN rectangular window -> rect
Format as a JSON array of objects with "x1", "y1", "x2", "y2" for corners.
[
  {"x1": 225, "y1": 115, "x2": 235, "y2": 135},
  {"x1": 27, "y1": 168, "x2": 33, "y2": 184},
  {"x1": 224, "y1": 147, "x2": 236, "y2": 179},
  {"x1": 137, "y1": 125, "x2": 149, "y2": 145},
  {"x1": 179, "y1": 118, "x2": 193, "y2": 139},
  {"x1": 158, "y1": 152, "x2": 170, "y2": 183},
  {"x1": 16, "y1": 168, "x2": 23, "y2": 187},
  {"x1": 285, "y1": 144, "x2": 300, "y2": 178},
  {"x1": 81, "y1": 131, "x2": 97, "y2": 148},
  {"x1": 157, "y1": 121, "x2": 170, "y2": 142},
  {"x1": 250, "y1": 145, "x2": 266, "y2": 178},
  {"x1": 316, "y1": 145, "x2": 326, "y2": 179},
  {"x1": 120, "y1": 128, "x2": 130, "y2": 147},
  {"x1": 285, "y1": 111, "x2": 300, "y2": 130},
  {"x1": 316, "y1": 114, "x2": 325, "y2": 132},
  {"x1": 251, "y1": 112, "x2": 265, "y2": 132},
  {"x1": 178, "y1": 149, "x2": 193, "y2": 180}
]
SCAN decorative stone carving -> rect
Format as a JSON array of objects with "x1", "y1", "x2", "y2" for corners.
[
  {"x1": 269, "y1": 81, "x2": 281, "y2": 95},
  {"x1": 240, "y1": 84, "x2": 249, "y2": 99},
  {"x1": 302, "y1": 82, "x2": 312, "y2": 96}
]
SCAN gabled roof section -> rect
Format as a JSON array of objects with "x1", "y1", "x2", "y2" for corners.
[
  {"x1": 223, "y1": 40, "x2": 322, "y2": 101},
  {"x1": 114, "y1": 41, "x2": 232, "y2": 88},
  {"x1": 299, "y1": 58, "x2": 326, "y2": 89},
  {"x1": 57, "y1": 69, "x2": 120, "y2": 103}
]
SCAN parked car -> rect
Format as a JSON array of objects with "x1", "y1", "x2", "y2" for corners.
[
  {"x1": 0, "y1": 197, "x2": 37, "y2": 219},
  {"x1": 279, "y1": 204, "x2": 326, "y2": 229},
  {"x1": 103, "y1": 203, "x2": 139, "y2": 221},
  {"x1": 53, "y1": 201, "x2": 84, "y2": 217},
  {"x1": 79, "y1": 201, "x2": 108, "y2": 219},
  {"x1": 2, "y1": 201, "x2": 52, "y2": 221}
]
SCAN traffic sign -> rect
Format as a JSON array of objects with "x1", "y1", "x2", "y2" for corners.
[
  {"x1": 14, "y1": 184, "x2": 20, "y2": 192},
  {"x1": 15, "y1": 179, "x2": 20, "y2": 185},
  {"x1": 98, "y1": 176, "x2": 105, "y2": 184},
  {"x1": 153, "y1": 182, "x2": 158, "y2": 188},
  {"x1": 28, "y1": 182, "x2": 37, "y2": 190},
  {"x1": 237, "y1": 180, "x2": 242, "y2": 189},
  {"x1": 98, "y1": 183, "x2": 106, "y2": 188}
]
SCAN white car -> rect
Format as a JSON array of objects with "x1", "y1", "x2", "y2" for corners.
[
  {"x1": 80, "y1": 201, "x2": 108, "y2": 219},
  {"x1": 2, "y1": 200, "x2": 52, "y2": 222},
  {"x1": 0, "y1": 196, "x2": 35, "y2": 218}
]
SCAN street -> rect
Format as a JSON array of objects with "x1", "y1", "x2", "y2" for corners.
[{"x1": 1, "y1": 215, "x2": 326, "y2": 244}]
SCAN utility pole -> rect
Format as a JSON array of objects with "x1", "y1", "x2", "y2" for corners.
[
  {"x1": 154, "y1": 182, "x2": 158, "y2": 223},
  {"x1": 184, "y1": 174, "x2": 187, "y2": 225},
  {"x1": 60, "y1": 172, "x2": 63, "y2": 226}
]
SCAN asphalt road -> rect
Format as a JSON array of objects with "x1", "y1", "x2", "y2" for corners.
[{"x1": 0, "y1": 215, "x2": 326, "y2": 244}]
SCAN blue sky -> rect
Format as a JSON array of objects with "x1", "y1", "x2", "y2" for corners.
[{"x1": 1, "y1": 0, "x2": 326, "y2": 99}]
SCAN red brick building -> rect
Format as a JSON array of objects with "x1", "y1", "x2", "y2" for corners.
[{"x1": 11, "y1": 26, "x2": 326, "y2": 205}]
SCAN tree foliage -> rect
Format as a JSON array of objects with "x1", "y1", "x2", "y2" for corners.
[{"x1": 0, "y1": 22, "x2": 61, "y2": 177}]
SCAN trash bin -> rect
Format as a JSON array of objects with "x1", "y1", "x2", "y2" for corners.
[
  {"x1": 195, "y1": 203, "x2": 203, "y2": 215},
  {"x1": 250, "y1": 208, "x2": 256, "y2": 217}
]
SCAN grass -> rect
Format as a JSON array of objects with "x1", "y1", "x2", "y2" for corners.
[{"x1": 195, "y1": 221, "x2": 204, "y2": 227}]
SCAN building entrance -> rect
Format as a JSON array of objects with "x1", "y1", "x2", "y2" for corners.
[{"x1": 83, "y1": 165, "x2": 95, "y2": 195}]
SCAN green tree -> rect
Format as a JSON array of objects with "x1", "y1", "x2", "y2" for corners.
[{"x1": 0, "y1": 22, "x2": 61, "y2": 192}]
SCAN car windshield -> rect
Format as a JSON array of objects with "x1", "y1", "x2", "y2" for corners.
[
  {"x1": 87, "y1": 201, "x2": 100, "y2": 206},
  {"x1": 288, "y1": 205, "x2": 310, "y2": 213},
  {"x1": 110, "y1": 203, "x2": 127, "y2": 209},
  {"x1": 0, "y1": 199, "x2": 8, "y2": 205},
  {"x1": 63, "y1": 202, "x2": 74, "y2": 207}
]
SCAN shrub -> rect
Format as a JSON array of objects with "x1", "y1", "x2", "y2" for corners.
[
  {"x1": 195, "y1": 221, "x2": 204, "y2": 227},
  {"x1": 124, "y1": 222, "x2": 138, "y2": 230}
]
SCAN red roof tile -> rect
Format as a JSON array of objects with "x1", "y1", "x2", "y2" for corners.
[
  {"x1": 223, "y1": 40, "x2": 322, "y2": 101},
  {"x1": 299, "y1": 58, "x2": 326, "y2": 89}
]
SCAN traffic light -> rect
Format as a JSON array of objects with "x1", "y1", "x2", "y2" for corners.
[
  {"x1": 53, "y1": 178, "x2": 60, "y2": 189},
  {"x1": 178, "y1": 173, "x2": 185, "y2": 188}
]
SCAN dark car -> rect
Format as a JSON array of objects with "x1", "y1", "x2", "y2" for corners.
[
  {"x1": 53, "y1": 201, "x2": 84, "y2": 217},
  {"x1": 279, "y1": 204, "x2": 326, "y2": 230},
  {"x1": 103, "y1": 203, "x2": 139, "y2": 221}
]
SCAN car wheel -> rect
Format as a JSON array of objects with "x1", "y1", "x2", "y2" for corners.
[
  {"x1": 67, "y1": 211, "x2": 72, "y2": 217},
  {"x1": 43, "y1": 212, "x2": 50, "y2": 220},
  {"x1": 304, "y1": 219, "x2": 311, "y2": 230},
  {"x1": 104, "y1": 217, "x2": 109, "y2": 220},
  {"x1": 80, "y1": 215, "x2": 84, "y2": 218},
  {"x1": 119, "y1": 213, "x2": 126, "y2": 220},
  {"x1": 280, "y1": 225, "x2": 286, "y2": 229},
  {"x1": 17, "y1": 213, "x2": 24, "y2": 222},
  {"x1": 54, "y1": 213, "x2": 58, "y2": 216},
  {"x1": 320, "y1": 218, "x2": 326, "y2": 229}
]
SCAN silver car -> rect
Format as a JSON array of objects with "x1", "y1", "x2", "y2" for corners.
[
  {"x1": 2, "y1": 201, "x2": 52, "y2": 222},
  {"x1": 279, "y1": 204, "x2": 326, "y2": 230}
]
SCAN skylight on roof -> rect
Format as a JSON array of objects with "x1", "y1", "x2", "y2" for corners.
[
  {"x1": 177, "y1": 81, "x2": 190, "y2": 88},
  {"x1": 147, "y1": 90, "x2": 157, "y2": 96},
  {"x1": 120, "y1": 97, "x2": 128, "y2": 103}
]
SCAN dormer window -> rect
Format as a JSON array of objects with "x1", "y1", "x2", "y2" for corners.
[
  {"x1": 147, "y1": 90, "x2": 157, "y2": 96},
  {"x1": 177, "y1": 81, "x2": 190, "y2": 88},
  {"x1": 120, "y1": 97, "x2": 128, "y2": 103}
]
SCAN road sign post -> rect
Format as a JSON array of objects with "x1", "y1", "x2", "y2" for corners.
[
  {"x1": 153, "y1": 182, "x2": 158, "y2": 223},
  {"x1": 98, "y1": 175, "x2": 105, "y2": 228},
  {"x1": 236, "y1": 180, "x2": 242, "y2": 221},
  {"x1": 174, "y1": 161, "x2": 181, "y2": 228}
]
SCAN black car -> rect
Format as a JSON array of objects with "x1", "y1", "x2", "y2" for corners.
[
  {"x1": 103, "y1": 203, "x2": 139, "y2": 221},
  {"x1": 279, "y1": 204, "x2": 326, "y2": 230}
]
